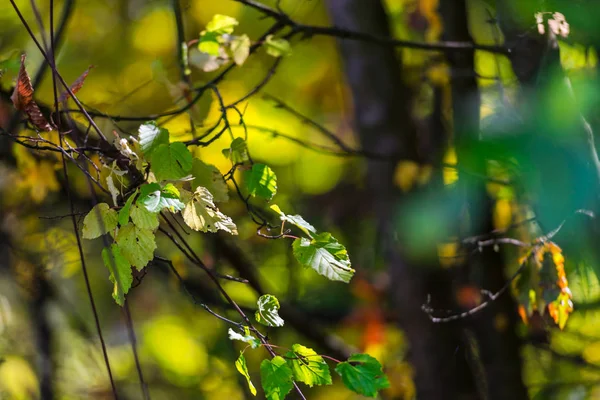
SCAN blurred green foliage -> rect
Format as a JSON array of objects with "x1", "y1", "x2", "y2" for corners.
[{"x1": 3, "y1": 0, "x2": 600, "y2": 399}]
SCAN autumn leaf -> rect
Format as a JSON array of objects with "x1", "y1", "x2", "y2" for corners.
[
  {"x1": 58, "y1": 65, "x2": 94, "y2": 102},
  {"x1": 11, "y1": 54, "x2": 55, "y2": 132}
]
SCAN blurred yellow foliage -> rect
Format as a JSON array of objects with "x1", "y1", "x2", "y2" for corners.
[
  {"x1": 12, "y1": 144, "x2": 59, "y2": 204},
  {"x1": 493, "y1": 198, "x2": 512, "y2": 230},
  {"x1": 443, "y1": 147, "x2": 458, "y2": 185},
  {"x1": 132, "y1": 8, "x2": 177, "y2": 55},
  {"x1": 0, "y1": 356, "x2": 38, "y2": 400},
  {"x1": 143, "y1": 315, "x2": 208, "y2": 381}
]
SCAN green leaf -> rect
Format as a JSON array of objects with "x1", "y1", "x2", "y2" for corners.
[
  {"x1": 138, "y1": 121, "x2": 169, "y2": 158},
  {"x1": 191, "y1": 159, "x2": 229, "y2": 202},
  {"x1": 230, "y1": 34, "x2": 251, "y2": 65},
  {"x1": 101, "y1": 244, "x2": 133, "y2": 306},
  {"x1": 206, "y1": 14, "x2": 238, "y2": 34},
  {"x1": 260, "y1": 356, "x2": 294, "y2": 400},
  {"x1": 335, "y1": 354, "x2": 390, "y2": 398},
  {"x1": 265, "y1": 35, "x2": 291, "y2": 57},
  {"x1": 255, "y1": 294, "x2": 284, "y2": 327},
  {"x1": 151, "y1": 142, "x2": 193, "y2": 181},
  {"x1": 292, "y1": 233, "x2": 354, "y2": 283},
  {"x1": 199, "y1": 31, "x2": 221, "y2": 56},
  {"x1": 118, "y1": 192, "x2": 137, "y2": 226},
  {"x1": 245, "y1": 163, "x2": 277, "y2": 200},
  {"x1": 228, "y1": 327, "x2": 261, "y2": 349},
  {"x1": 182, "y1": 186, "x2": 238, "y2": 234},
  {"x1": 137, "y1": 183, "x2": 185, "y2": 213},
  {"x1": 222, "y1": 137, "x2": 249, "y2": 163},
  {"x1": 235, "y1": 352, "x2": 257, "y2": 396},
  {"x1": 284, "y1": 344, "x2": 332, "y2": 387},
  {"x1": 82, "y1": 203, "x2": 118, "y2": 239},
  {"x1": 270, "y1": 205, "x2": 316, "y2": 237},
  {"x1": 115, "y1": 224, "x2": 156, "y2": 270},
  {"x1": 130, "y1": 205, "x2": 159, "y2": 230}
]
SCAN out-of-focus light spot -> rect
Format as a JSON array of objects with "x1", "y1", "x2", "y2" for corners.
[
  {"x1": 144, "y1": 316, "x2": 208, "y2": 380},
  {"x1": 394, "y1": 161, "x2": 420, "y2": 192},
  {"x1": 437, "y1": 239, "x2": 464, "y2": 268},
  {"x1": 190, "y1": 1, "x2": 242, "y2": 26},
  {"x1": 0, "y1": 356, "x2": 39, "y2": 400},
  {"x1": 559, "y1": 41, "x2": 589, "y2": 70},
  {"x1": 443, "y1": 147, "x2": 458, "y2": 185},
  {"x1": 132, "y1": 8, "x2": 176, "y2": 55},
  {"x1": 493, "y1": 198, "x2": 512, "y2": 230},
  {"x1": 583, "y1": 341, "x2": 600, "y2": 365},
  {"x1": 294, "y1": 150, "x2": 346, "y2": 195}
]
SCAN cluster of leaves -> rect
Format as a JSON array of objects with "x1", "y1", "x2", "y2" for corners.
[
  {"x1": 191, "y1": 14, "x2": 291, "y2": 72},
  {"x1": 515, "y1": 241, "x2": 573, "y2": 329},
  {"x1": 83, "y1": 118, "x2": 355, "y2": 299},
  {"x1": 221, "y1": 135, "x2": 355, "y2": 283},
  {"x1": 230, "y1": 294, "x2": 389, "y2": 398},
  {"x1": 82, "y1": 121, "x2": 238, "y2": 304},
  {"x1": 76, "y1": 11, "x2": 377, "y2": 397}
]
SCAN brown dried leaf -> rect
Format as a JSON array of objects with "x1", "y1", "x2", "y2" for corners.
[
  {"x1": 11, "y1": 54, "x2": 55, "y2": 132},
  {"x1": 59, "y1": 65, "x2": 93, "y2": 103},
  {"x1": 26, "y1": 101, "x2": 54, "y2": 132},
  {"x1": 10, "y1": 54, "x2": 34, "y2": 110}
]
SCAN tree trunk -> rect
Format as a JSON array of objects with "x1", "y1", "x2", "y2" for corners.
[
  {"x1": 440, "y1": 2, "x2": 528, "y2": 399},
  {"x1": 325, "y1": 1, "x2": 475, "y2": 398}
]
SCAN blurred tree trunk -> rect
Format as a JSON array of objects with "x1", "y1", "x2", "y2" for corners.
[
  {"x1": 440, "y1": 1, "x2": 528, "y2": 399},
  {"x1": 325, "y1": 1, "x2": 476, "y2": 398}
]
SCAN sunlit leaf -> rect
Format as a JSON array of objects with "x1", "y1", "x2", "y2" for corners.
[
  {"x1": 190, "y1": 48, "x2": 228, "y2": 72},
  {"x1": 284, "y1": 344, "x2": 332, "y2": 387},
  {"x1": 255, "y1": 294, "x2": 284, "y2": 327},
  {"x1": 137, "y1": 183, "x2": 185, "y2": 213},
  {"x1": 191, "y1": 159, "x2": 228, "y2": 202},
  {"x1": 115, "y1": 223, "x2": 156, "y2": 270},
  {"x1": 205, "y1": 14, "x2": 238, "y2": 34},
  {"x1": 270, "y1": 205, "x2": 316, "y2": 237},
  {"x1": 182, "y1": 186, "x2": 238, "y2": 234},
  {"x1": 260, "y1": 356, "x2": 294, "y2": 400},
  {"x1": 293, "y1": 233, "x2": 354, "y2": 283},
  {"x1": 335, "y1": 354, "x2": 390, "y2": 397},
  {"x1": 151, "y1": 142, "x2": 193, "y2": 181},
  {"x1": 245, "y1": 163, "x2": 277, "y2": 200},
  {"x1": 138, "y1": 121, "x2": 169, "y2": 158},
  {"x1": 231, "y1": 34, "x2": 251, "y2": 65},
  {"x1": 118, "y1": 191, "x2": 137, "y2": 226},
  {"x1": 265, "y1": 35, "x2": 291, "y2": 57},
  {"x1": 222, "y1": 137, "x2": 250, "y2": 163},
  {"x1": 228, "y1": 327, "x2": 261, "y2": 348},
  {"x1": 102, "y1": 243, "x2": 133, "y2": 306},
  {"x1": 82, "y1": 203, "x2": 118, "y2": 239},
  {"x1": 199, "y1": 31, "x2": 221, "y2": 56},
  {"x1": 130, "y1": 204, "x2": 159, "y2": 230},
  {"x1": 235, "y1": 352, "x2": 257, "y2": 396}
]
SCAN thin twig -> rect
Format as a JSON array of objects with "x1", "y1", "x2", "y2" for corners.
[{"x1": 233, "y1": 0, "x2": 510, "y2": 54}]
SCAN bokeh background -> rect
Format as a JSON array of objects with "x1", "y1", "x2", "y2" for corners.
[{"x1": 2, "y1": 0, "x2": 600, "y2": 399}]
